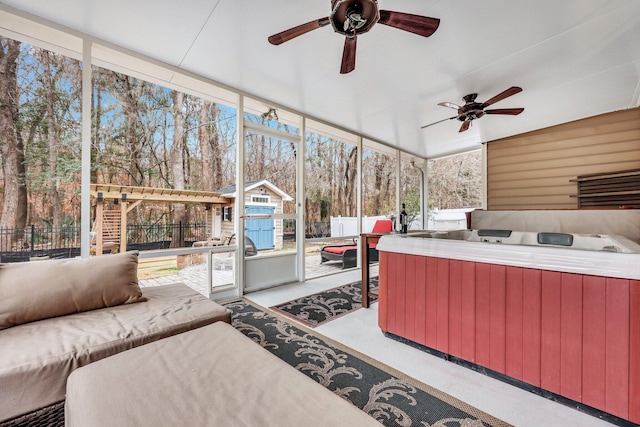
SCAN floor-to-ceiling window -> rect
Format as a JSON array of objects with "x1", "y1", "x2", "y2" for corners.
[
  {"x1": 427, "y1": 149, "x2": 482, "y2": 230},
  {"x1": 0, "y1": 36, "x2": 82, "y2": 261},
  {"x1": 361, "y1": 140, "x2": 397, "y2": 232},
  {"x1": 0, "y1": 10, "x2": 449, "y2": 294},
  {"x1": 400, "y1": 156, "x2": 425, "y2": 230},
  {"x1": 241, "y1": 98, "x2": 300, "y2": 291},
  {"x1": 304, "y1": 120, "x2": 358, "y2": 278}
]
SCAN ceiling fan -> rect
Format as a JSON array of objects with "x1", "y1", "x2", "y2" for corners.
[
  {"x1": 422, "y1": 87, "x2": 524, "y2": 132},
  {"x1": 268, "y1": 0, "x2": 440, "y2": 74}
]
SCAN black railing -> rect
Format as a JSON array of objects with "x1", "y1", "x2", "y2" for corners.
[
  {"x1": 283, "y1": 220, "x2": 331, "y2": 240},
  {"x1": 0, "y1": 222, "x2": 208, "y2": 263}
]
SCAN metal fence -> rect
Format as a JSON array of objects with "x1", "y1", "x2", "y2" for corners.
[
  {"x1": 0, "y1": 223, "x2": 208, "y2": 263},
  {"x1": 282, "y1": 219, "x2": 331, "y2": 240}
]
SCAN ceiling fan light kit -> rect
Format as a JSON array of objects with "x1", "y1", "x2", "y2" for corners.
[
  {"x1": 422, "y1": 87, "x2": 525, "y2": 132},
  {"x1": 268, "y1": 0, "x2": 439, "y2": 74}
]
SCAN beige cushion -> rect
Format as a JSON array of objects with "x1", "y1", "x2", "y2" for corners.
[
  {"x1": 0, "y1": 251, "x2": 145, "y2": 330},
  {"x1": 65, "y1": 322, "x2": 380, "y2": 427},
  {"x1": 0, "y1": 283, "x2": 230, "y2": 421}
]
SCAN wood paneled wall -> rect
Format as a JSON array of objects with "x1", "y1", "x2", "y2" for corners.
[
  {"x1": 378, "y1": 251, "x2": 640, "y2": 423},
  {"x1": 486, "y1": 108, "x2": 640, "y2": 210}
]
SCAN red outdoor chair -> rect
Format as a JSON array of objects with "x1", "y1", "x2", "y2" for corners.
[{"x1": 320, "y1": 219, "x2": 393, "y2": 269}]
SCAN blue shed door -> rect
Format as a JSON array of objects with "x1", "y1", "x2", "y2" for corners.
[{"x1": 245, "y1": 205, "x2": 275, "y2": 250}]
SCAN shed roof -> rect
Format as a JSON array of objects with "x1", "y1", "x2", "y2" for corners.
[{"x1": 218, "y1": 180, "x2": 293, "y2": 201}]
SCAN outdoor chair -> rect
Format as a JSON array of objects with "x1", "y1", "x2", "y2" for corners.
[
  {"x1": 320, "y1": 219, "x2": 393, "y2": 269},
  {"x1": 193, "y1": 230, "x2": 234, "y2": 248}
]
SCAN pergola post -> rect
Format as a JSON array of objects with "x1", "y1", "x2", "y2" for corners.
[
  {"x1": 120, "y1": 194, "x2": 127, "y2": 253},
  {"x1": 95, "y1": 194, "x2": 104, "y2": 256}
]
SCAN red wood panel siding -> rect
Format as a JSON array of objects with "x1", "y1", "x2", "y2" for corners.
[
  {"x1": 460, "y1": 261, "x2": 477, "y2": 363},
  {"x1": 404, "y1": 255, "x2": 417, "y2": 342},
  {"x1": 425, "y1": 257, "x2": 439, "y2": 348},
  {"x1": 448, "y1": 260, "x2": 463, "y2": 359},
  {"x1": 522, "y1": 268, "x2": 542, "y2": 387},
  {"x1": 490, "y1": 264, "x2": 507, "y2": 374},
  {"x1": 582, "y1": 275, "x2": 606, "y2": 409},
  {"x1": 393, "y1": 252, "x2": 407, "y2": 338},
  {"x1": 378, "y1": 252, "x2": 388, "y2": 331},
  {"x1": 505, "y1": 266, "x2": 524, "y2": 379},
  {"x1": 630, "y1": 280, "x2": 640, "y2": 424},
  {"x1": 414, "y1": 256, "x2": 427, "y2": 346},
  {"x1": 382, "y1": 252, "x2": 400, "y2": 334},
  {"x1": 541, "y1": 271, "x2": 562, "y2": 394},
  {"x1": 560, "y1": 273, "x2": 583, "y2": 402},
  {"x1": 475, "y1": 263, "x2": 492, "y2": 368},
  {"x1": 605, "y1": 278, "x2": 629, "y2": 419},
  {"x1": 377, "y1": 253, "x2": 637, "y2": 424},
  {"x1": 436, "y1": 258, "x2": 450, "y2": 353}
]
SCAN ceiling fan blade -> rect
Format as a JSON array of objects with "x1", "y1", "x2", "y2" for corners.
[
  {"x1": 480, "y1": 86, "x2": 522, "y2": 108},
  {"x1": 378, "y1": 10, "x2": 440, "y2": 37},
  {"x1": 421, "y1": 116, "x2": 457, "y2": 129},
  {"x1": 268, "y1": 17, "x2": 330, "y2": 45},
  {"x1": 438, "y1": 102, "x2": 460, "y2": 110},
  {"x1": 485, "y1": 108, "x2": 525, "y2": 115},
  {"x1": 340, "y1": 36, "x2": 357, "y2": 74},
  {"x1": 459, "y1": 121, "x2": 471, "y2": 132}
]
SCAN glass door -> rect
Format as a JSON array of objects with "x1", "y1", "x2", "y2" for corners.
[{"x1": 241, "y1": 105, "x2": 300, "y2": 292}]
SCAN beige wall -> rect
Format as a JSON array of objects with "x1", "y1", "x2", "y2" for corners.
[{"x1": 486, "y1": 107, "x2": 640, "y2": 210}]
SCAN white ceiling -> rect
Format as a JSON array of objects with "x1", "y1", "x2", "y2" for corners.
[{"x1": 3, "y1": 0, "x2": 640, "y2": 158}]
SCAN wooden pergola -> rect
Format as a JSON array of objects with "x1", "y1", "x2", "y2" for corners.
[{"x1": 90, "y1": 184, "x2": 229, "y2": 255}]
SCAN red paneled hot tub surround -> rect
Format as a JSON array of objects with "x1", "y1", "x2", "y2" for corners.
[{"x1": 378, "y1": 251, "x2": 640, "y2": 424}]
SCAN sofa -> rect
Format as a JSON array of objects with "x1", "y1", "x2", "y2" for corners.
[
  {"x1": 0, "y1": 251, "x2": 231, "y2": 426},
  {"x1": 320, "y1": 219, "x2": 393, "y2": 269}
]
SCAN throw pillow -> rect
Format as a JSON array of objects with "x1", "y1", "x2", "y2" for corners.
[{"x1": 0, "y1": 251, "x2": 146, "y2": 329}]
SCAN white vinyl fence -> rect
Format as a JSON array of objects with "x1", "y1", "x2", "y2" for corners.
[{"x1": 330, "y1": 209, "x2": 477, "y2": 236}]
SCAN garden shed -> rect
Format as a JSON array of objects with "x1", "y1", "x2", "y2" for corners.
[{"x1": 216, "y1": 180, "x2": 293, "y2": 251}]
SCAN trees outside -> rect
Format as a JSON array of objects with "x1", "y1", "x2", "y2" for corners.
[
  {"x1": 0, "y1": 35, "x2": 482, "y2": 251},
  {"x1": 427, "y1": 150, "x2": 482, "y2": 210},
  {"x1": 305, "y1": 133, "x2": 357, "y2": 225},
  {"x1": 0, "y1": 38, "x2": 27, "y2": 232},
  {"x1": 1, "y1": 37, "x2": 80, "y2": 242},
  {"x1": 362, "y1": 148, "x2": 396, "y2": 218}
]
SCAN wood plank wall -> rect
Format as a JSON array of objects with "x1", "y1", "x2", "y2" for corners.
[{"x1": 486, "y1": 108, "x2": 640, "y2": 210}]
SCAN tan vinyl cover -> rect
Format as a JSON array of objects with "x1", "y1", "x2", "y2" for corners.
[
  {"x1": 65, "y1": 321, "x2": 380, "y2": 427},
  {"x1": 0, "y1": 284, "x2": 230, "y2": 421}
]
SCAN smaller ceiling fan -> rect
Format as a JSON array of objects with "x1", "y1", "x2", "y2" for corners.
[
  {"x1": 422, "y1": 87, "x2": 524, "y2": 132},
  {"x1": 268, "y1": 0, "x2": 440, "y2": 74}
]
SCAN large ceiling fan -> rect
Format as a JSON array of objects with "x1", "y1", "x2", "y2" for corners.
[
  {"x1": 268, "y1": 0, "x2": 440, "y2": 74},
  {"x1": 422, "y1": 87, "x2": 524, "y2": 132}
]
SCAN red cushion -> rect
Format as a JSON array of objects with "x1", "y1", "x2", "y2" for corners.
[
  {"x1": 372, "y1": 219, "x2": 393, "y2": 233},
  {"x1": 323, "y1": 246, "x2": 356, "y2": 254}
]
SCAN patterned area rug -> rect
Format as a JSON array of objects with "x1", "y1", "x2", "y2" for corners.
[
  {"x1": 224, "y1": 299, "x2": 511, "y2": 427},
  {"x1": 270, "y1": 278, "x2": 378, "y2": 327}
]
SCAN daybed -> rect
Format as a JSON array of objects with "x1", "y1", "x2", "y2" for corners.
[
  {"x1": 65, "y1": 321, "x2": 381, "y2": 427},
  {"x1": 320, "y1": 219, "x2": 393, "y2": 269},
  {"x1": 0, "y1": 251, "x2": 231, "y2": 426}
]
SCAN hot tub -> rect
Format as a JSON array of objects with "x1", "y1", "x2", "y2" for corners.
[
  {"x1": 377, "y1": 229, "x2": 640, "y2": 280},
  {"x1": 376, "y1": 228, "x2": 640, "y2": 424}
]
